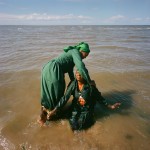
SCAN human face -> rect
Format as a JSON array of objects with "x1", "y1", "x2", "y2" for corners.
[
  {"x1": 75, "y1": 71, "x2": 84, "y2": 82},
  {"x1": 80, "y1": 51, "x2": 89, "y2": 59}
]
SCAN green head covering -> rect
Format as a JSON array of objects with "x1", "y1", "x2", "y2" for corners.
[{"x1": 63, "y1": 42, "x2": 90, "y2": 53}]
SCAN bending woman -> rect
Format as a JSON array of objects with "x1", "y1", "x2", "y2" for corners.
[{"x1": 38, "y1": 42, "x2": 92, "y2": 125}]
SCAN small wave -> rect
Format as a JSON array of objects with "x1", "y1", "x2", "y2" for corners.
[
  {"x1": 128, "y1": 36, "x2": 150, "y2": 39},
  {"x1": 0, "y1": 111, "x2": 16, "y2": 150},
  {"x1": 0, "y1": 133, "x2": 15, "y2": 150},
  {"x1": 17, "y1": 28, "x2": 22, "y2": 30},
  {"x1": 96, "y1": 45, "x2": 135, "y2": 51}
]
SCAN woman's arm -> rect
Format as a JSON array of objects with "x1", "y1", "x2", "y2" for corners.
[
  {"x1": 93, "y1": 86, "x2": 121, "y2": 109},
  {"x1": 68, "y1": 68, "x2": 75, "y2": 81},
  {"x1": 92, "y1": 86, "x2": 108, "y2": 106},
  {"x1": 71, "y1": 49, "x2": 91, "y2": 83},
  {"x1": 47, "y1": 80, "x2": 76, "y2": 119}
]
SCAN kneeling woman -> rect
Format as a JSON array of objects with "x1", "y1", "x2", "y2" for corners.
[{"x1": 47, "y1": 71, "x2": 121, "y2": 130}]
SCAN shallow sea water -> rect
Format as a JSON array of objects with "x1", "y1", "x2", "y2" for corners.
[{"x1": 0, "y1": 25, "x2": 150, "y2": 150}]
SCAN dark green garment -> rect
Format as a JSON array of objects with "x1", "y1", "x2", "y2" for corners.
[
  {"x1": 55, "y1": 80, "x2": 108, "y2": 130},
  {"x1": 41, "y1": 49, "x2": 91, "y2": 110}
]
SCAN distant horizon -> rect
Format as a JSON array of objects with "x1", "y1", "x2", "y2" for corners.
[{"x1": 0, "y1": 24, "x2": 150, "y2": 26}]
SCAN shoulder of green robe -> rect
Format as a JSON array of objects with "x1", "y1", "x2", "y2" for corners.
[{"x1": 69, "y1": 48, "x2": 80, "y2": 54}]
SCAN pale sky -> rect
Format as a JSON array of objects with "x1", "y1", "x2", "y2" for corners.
[{"x1": 0, "y1": 0, "x2": 150, "y2": 25}]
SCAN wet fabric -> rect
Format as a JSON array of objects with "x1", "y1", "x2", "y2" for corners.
[
  {"x1": 63, "y1": 42, "x2": 90, "y2": 53},
  {"x1": 41, "y1": 49, "x2": 91, "y2": 110},
  {"x1": 69, "y1": 110, "x2": 95, "y2": 130},
  {"x1": 55, "y1": 80, "x2": 108, "y2": 130},
  {"x1": 41, "y1": 60, "x2": 65, "y2": 110}
]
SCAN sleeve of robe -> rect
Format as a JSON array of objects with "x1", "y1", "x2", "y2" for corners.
[
  {"x1": 55, "y1": 80, "x2": 75, "y2": 110},
  {"x1": 71, "y1": 49, "x2": 91, "y2": 83},
  {"x1": 68, "y1": 68, "x2": 74, "y2": 81},
  {"x1": 92, "y1": 86, "x2": 108, "y2": 107}
]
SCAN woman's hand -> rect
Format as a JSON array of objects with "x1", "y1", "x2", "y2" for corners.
[
  {"x1": 108, "y1": 102, "x2": 121, "y2": 110},
  {"x1": 78, "y1": 96, "x2": 86, "y2": 106},
  {"x1": 47, "y1": 108, "x2": 57, "y2": 120}
]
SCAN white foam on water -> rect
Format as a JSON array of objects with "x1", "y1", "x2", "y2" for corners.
[
  {"x1": 0, "y1": 111, "x2": 16, "y2": 150},
  {"x1": 0, "y1": 131, "x2": 15, "y2": 150}
]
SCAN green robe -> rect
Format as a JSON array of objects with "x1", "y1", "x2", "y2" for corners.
[{"x1": 41, "y1": 49, "x2": 91, "y2": 110}]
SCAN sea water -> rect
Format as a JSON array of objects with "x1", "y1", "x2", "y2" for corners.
[{"x1": 0, "y1": 25, "x2": 150, "y2": 150}]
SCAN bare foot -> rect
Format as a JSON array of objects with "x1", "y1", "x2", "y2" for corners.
[
  {"x1": 37, "y1": 107, "x2": 47, "y2": 126},
  {"x1": 37, "y1": 117, "x2": 46, "y2": 127}
]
